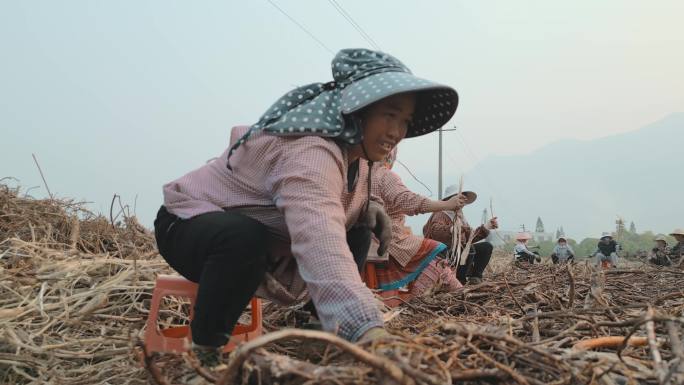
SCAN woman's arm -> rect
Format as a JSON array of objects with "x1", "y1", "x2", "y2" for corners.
[
  {"x1": 268, "y1": 138, "x2": 383, "y2": 341},
  {"x1": 374, "y1": 166, "x2": 465, "y2": 216}
]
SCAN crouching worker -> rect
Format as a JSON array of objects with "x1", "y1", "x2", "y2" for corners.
[
  {"x1": 369, "y1": 150, "x2": 466, "y2": 295},
  {"x1": 648, "y1": 235, "x2": 672, "y2": 266},
  {"x1": 423, "y1": 185, "x2": 498, "y2": 284},
  {"x1": 514, "y1": 232, "x2": 541, "y2": 264},
  {"x1": 153, "y1": 48, "x2": 459, "y2": 366},
  {"x1": 669, "y1": 228, "x2": 684, "y2": 266},
  {"x1": 594, "y1": 233, "x2": 620, "y2": 268},
  {"x1": 551, "y1": 237, "x2": 575, "y2": 264}
]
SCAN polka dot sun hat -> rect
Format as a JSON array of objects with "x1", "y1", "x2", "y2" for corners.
[{"x1": 228, "y1": 48, "x2": 458, "y2": 161}]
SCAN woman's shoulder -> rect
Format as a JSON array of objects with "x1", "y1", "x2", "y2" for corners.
[
  {"x1": 278, "y1": 135, "x2": 344, "y2": 156},
  {"x1": 239, "y1": 132, "x2": 345, "y2": 163}
]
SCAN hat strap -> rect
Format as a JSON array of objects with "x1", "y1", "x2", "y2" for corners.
[
  {"x1": 226, "y1": 126, "x2": 258, "y2": 170},
  {"x1": 361, "y1": 142, "x2": 373, "y2": 217}
]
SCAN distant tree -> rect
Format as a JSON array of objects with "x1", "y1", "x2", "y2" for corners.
[
  {"x1": 536, "y1": 217, "x2": 545, "y2": 233},
  {"x1": 555, "y1": 228, "x2": 561, "y2": 239},
  {"x1": 629, "y1": 221, "x2": 637, "y2": 233},
  {"x1": 576, "y1": 238, "x2": 599, "y2": 258},
  {"x1": 559, "y1": 226, "x2": 565, "y2": 237}
]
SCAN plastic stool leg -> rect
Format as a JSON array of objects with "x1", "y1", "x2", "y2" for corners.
[
  {"x1": 223, "y1": 298, "x2": 263, "y2": 352},
  {"x1": 144, "y1": 275, "x2": 264, "y2": 355},
  {"x1": 364, "y1": 262, "x2": 378, "y2": 289},
  {"x1": 144, "y1": 275, "x2": 198, "y2": 355}
]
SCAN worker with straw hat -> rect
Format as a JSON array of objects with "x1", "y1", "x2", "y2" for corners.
[
  {"x1": 648, "y1": 235, "x2": 672, "y2": 266},
  {"x1": 594, "y1": 232, "x2": 620, "y2": 268},
  {"x1": 155, "y1": 48, "x2": 459, "y2": 365},
  {"x1": 513, "y1": 232, "x2": 540, "y2": 264},
  {"x1": 668, "y1": 228, "x2": 684, "y2": 265},
  {"x1": 423, "y1": 184, "x2": 499, "y2": 284}
]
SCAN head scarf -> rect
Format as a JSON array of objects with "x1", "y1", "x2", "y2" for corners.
[{"x1": 227, "y1": 48, "x2": 458, "y2": 166}]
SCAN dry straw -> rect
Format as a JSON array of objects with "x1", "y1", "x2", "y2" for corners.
[{"x1": 1, "y1": 182, "x2": 684, "y2": 385}]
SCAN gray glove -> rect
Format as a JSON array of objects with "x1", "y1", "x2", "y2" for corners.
[{"x1": 364, "y1": 201, "x2": 392, "y2": 256}]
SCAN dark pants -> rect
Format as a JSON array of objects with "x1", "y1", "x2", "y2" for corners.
[
  {"x1": 154, "y1": 206, "x2": 371, "y2": 347},
  {"x1": 456, "y1": 242, "x2": 493, "y2": 284},
  {"x1": 517, "y1": 251, "x2": 540, "y2": 264},
  {"x1": 552, "y1": 254, "x2": 575, "y2": 264},
  {"x1": 154, "y1": 206, "x2": 269, "y2": 347}
]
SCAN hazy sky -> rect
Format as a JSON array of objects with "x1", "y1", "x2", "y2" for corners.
[{"x1": 2, "y1": 1, "x2": 682, "y2": 235}]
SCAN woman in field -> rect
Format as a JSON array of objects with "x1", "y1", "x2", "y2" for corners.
[
  {"x1": 369, "y1": 150, "x2": 466, "y2": 295},
  {"x1": 423, "y1": 185, "x2": 498, "y2": 284},
  {"x1": 154, "y1": 48, "x2": 459, "y2": 364},
  {"x1": 513, "y1": 232, "x2": 541, "y2": 264}
]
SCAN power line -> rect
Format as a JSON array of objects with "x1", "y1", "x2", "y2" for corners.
[
  {"x1": 265, "y1": 0, "x2": 335, "y2": 55},
  {"x1": 326, "y1": 0, "x2": 381, "y2": 50},
  {"x1": 395, "y1": 159, "x2": 433, "y2": 197},
  {"x1": 337, "y1": 22, "x2": 522, "y2": 238},
  {"x1": 263, "y1": 1, "x2": 432, "y2": 200}
]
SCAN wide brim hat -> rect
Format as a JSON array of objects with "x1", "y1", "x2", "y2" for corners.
[
  {"x1": 557, "y1": 237, "x2": 567, "y2": 242},
  {"x1": 670, "y1": 228, "x2": 684, "y2": 237},
  {"x1": 227, "y1": 48, "x2": 458, "y2": 162},
  {"x1": 516, "y1": 232, "x2": 533, "y2": 241},
  {"x1": 654, "y1": 235, "x2": 668, "y2": 242},
  {"x1": 340, "y1": 71, "x2": 458, "y2": 139},
  {"x1": 442, "y1": 184, "x2": 477, "y2": 204},
  {"x1": 600, "y1": 232, "x2": 613, "y2": 240}
]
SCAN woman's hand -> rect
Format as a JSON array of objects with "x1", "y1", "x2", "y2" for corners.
[
  {"x1": 364, "y1": 201, "x2": 392, "y2": 256},
  {"x1": 444, "y1": 194, "x2": 467, "y2": 211},
  {"x1": 489, "y1": 217, "x2": 499, "y2": 230},
  {"x1": 486, "y1": 217, "x2": 499, "y2": 230}
]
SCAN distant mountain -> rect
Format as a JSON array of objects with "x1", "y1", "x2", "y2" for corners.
[{"x1": 463, "y1": 113, "x2": 684, "y2": 240}]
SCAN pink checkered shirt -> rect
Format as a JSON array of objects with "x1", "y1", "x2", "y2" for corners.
[
  {"x1": 371, "y1": 166, "x2": 431, "y2": 266},
  {"x1": 163, "y1": 128, "x2": 382, "y2": 341}
]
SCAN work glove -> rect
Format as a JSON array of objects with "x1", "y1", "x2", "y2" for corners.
[
  {"x1": 358, "y1": 327, "x2": 390, "y2": 342},
  {"x1": 364, "y1": 200, "x2": 392, "y2": 256}
]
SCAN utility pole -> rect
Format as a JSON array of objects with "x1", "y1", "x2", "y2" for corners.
[
  {"x1": 438, "y1": 126, "x2": 458, "y2": 200},
  {"x1": 438, "y1": 128, "x2": 442, "y2": 199}
]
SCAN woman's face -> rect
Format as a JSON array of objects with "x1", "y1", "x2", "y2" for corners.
[
  {"x1": 675, "y1": 234, "x2": 684, "y2": 243},
  {"x1": 360, "y1": 93, "x2": 415, "y2": 161}
]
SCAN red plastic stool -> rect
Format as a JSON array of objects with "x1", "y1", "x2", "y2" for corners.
[
  {"x1": 363, "y1": 262, "x2": 379, "y2": 289},
  {"x1": 362, "y1": 261, "x2": 412, "y2": 308},
  {"x1": 144, "y1": 275, "x2": 262, "y2": 355}
]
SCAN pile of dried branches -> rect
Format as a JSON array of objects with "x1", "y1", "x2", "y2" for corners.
[
  {"x1": 254, "y1": 262, "x2": 684, "y2": 385},
  {"x1": 0, "y1": 184, "x2": 163, "y2": 384},
  {"x1": 0, "y1": 182, "x2": 155, "y2": 257},
  {"x1": 2, "y1": 183, "x2": 683, "y2": 384}
]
